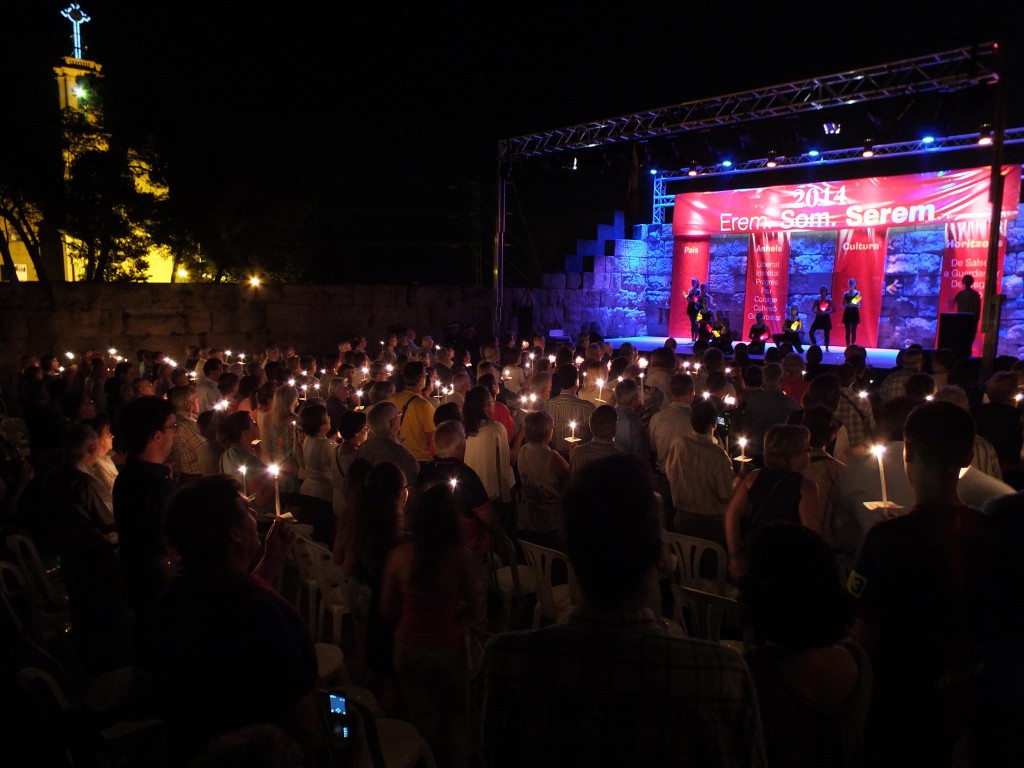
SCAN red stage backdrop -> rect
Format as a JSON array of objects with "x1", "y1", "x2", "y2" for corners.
[
  {"x1": 670, "y1": 165, "x2": 1021, "y2": 349},
  {"x1": 831, "y1": 228, "x2": 888, "y2": 349},
  {"x1": 672, "y1": 166, "x2": 1021, "y2": 235},
  {"x1": 938, "y1": 220, "x2": 1007, "y2": 356},
  {"x1": 668, "y1": 236, "x2": 711, "y2": 338},
  {"x1": 742, "y1": 232, "x2": 790, "y2": 338}
]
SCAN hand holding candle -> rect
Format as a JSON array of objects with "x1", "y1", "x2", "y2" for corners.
[{"x1": 268, "y1": 464, "x2": 281, "y2": 516}]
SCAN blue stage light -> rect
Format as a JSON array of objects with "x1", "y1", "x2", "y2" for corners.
[
  {"x1": 807, "y1": 150, "x2": 820, "y2": 157},
  {"x1": 922, "y1": 136, "x2": 935, "y2": 144},
  {"x1": 649, "y1": 168, "x2": 657, "y2": 175},
  {"x1": 722, "y1": 160, "x2": 733, "y2": 168}
]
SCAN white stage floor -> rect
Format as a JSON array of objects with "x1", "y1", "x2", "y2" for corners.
[{"x1": 603, "y1": 336, "x2": 901, "y2": 370}]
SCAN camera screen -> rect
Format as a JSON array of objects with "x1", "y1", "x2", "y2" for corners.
[
  {"x1": 716, "y1": 416, "x2": 725, "y2": 426},
  {"x1": 330, "y1": 694, "x2": 346, "y2": 716}
]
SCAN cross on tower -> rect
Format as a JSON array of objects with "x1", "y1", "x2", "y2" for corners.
[{"x1": 61, "y1": 4, "x2": 92, "y2": 59}]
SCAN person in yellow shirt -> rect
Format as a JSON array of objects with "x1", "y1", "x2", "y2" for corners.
[{"x1": 387, "y1": 361, "x2": 436, "y2": 462}]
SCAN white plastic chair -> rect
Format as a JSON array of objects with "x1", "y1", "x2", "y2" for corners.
[
  {"x1": 288, "y1": 534, "x2": 320, "y2": 631},
  {"x1": 4, "y1": 534, "x2": 68, "y2": 615},
  {"x1": 305, "y1": 539, "x2": 351, "y2": 645},
  {"x1": 347, "y1": 697, "x2": 437, "y2": 768},
  {"x1": 486, "y1": 532, "x2": 536, "y2": 630},
  {"x1": 518, "y1": 540, "x2": 578, "y2": 629},
  {"x1": 675, "y1": 585, "x2": 750, "y2": 654}
]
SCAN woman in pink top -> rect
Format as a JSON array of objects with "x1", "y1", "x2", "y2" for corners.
[{"x1": 381, "y1": 483, "x2": 481, "y2": 768}]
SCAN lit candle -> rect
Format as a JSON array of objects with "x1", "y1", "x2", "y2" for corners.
[
  {"x1": 65, "y1": 351, "x2": 74, "y2": 360},
  {"x1": 574, "y1": 356, "x2": 584, "y2": 366},
  {"x1": 502, "y1": 368, "x2": 511, "y2": 380},
  {"x1": 107, "y1": 347, "x2": 117, "y2": 356},
  {"x1": 738, "y1": 437, "x2": 748, "y2": 462},
  {"x1": 638, "y1": 372, "x2": 645, "y2": 405},
  {"x1": 268, "y1": 464, "x2": 281, "y2": 516},
  {"x1": 693, "y1": 363, "x2": 701, "y2": 372},
  {"x1": 386, "y1": 364, "x2": 394, "y2": 374},
  {"x1": 569, "y1": 420, "x2": 577, "y2": 440},
  {"x1": 871, "y1": 444, "x2": 889, "y2": 507},
  {"x1": 300, "y1": 384, "x2": 308, "y2": 400},
  {"x1": 449, "y1": 477, "x2": 458, "y2": 492},
  {"x1": 239, "y1": 353, "x2": 245, "y2": 362},
  {"x1": 288, "y1": 378, "x2": 296, "y2": 387},
  {"x1": 638, "y1": 357, "x2": 648, "y2": 369},
  {"x1": 239, "y1": 465, "x2": 248, "y2": 497},
  {"x1": 859, "y1": 391, "x2": 869, "y2": 399},
  {"x1": 596, "y1": 378, "x2": 604, "y2": 402},
  {"x1": 548, "y1": 355, "x2": 556, "y2": 364},
  {"x1": 225, "y1": 349, "x2": 232, "y2": 358}
]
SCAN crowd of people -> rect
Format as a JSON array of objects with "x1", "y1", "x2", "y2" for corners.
[{"x1": 2, "y1": 326, "x2": 1023, "y2": 767}]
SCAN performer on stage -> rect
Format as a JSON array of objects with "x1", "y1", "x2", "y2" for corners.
[
  {"x1": 952, "y1": 274, "x2": 982, "y2": 351},
  {"x1": 696, "y1": 297, "x2": 715, "y2": 344},
  {"x1": 773, "y1": 305, "x2": 804, "y2": 353},
  {"x1": 841, "y1": 278, "x2": 862, "y2": 346},
  {"x1": 809, "y1": 286, "x2": 835, "y2": 350},
  {"x1": 748, "y1": 312, "x2": 770, "y2": 355},
  {"x1": 685, "y1": 278, "x2": 701, "y2": 342},
  {"x1": 711, "y1": 310, "x2": 733, "y2": 352}
]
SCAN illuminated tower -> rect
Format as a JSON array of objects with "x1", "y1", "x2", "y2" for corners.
[{"x1": 54, "y1": 4, "x2": 108, "y2": 174}]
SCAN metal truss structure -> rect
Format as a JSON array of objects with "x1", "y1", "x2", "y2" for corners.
[
  {"x1": 651, "y1": 126, "x2": 1024, "y2": 223},
  {"x1": 499, "y1": 43, "x2": 999, "y2": 160}
]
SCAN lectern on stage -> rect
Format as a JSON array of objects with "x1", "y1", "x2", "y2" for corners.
[{"x1": 937, "y1": 313, "x2": 978, "y2": 360}]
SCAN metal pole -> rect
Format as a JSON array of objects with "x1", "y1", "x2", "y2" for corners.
[
  {"x1": 981, "y1": 43, "x2": 1008, "y2": 379},
  {"x1": 494, "y1": 142, "x2": 508, "y2": 338}
]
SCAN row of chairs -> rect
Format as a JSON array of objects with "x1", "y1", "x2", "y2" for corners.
[
  {"x1": 278, "y1": 527, "x2": 437, "y2": 768},
  {"x1": 485, "y1": 529, "x2": 748, "y2": 648}
]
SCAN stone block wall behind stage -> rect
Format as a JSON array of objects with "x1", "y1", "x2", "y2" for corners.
[{"x1": 995, "y1": 214, "x2": 1024, "y2": 357}]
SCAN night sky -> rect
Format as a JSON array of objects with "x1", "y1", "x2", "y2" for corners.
[{"x1": 3, "y1": 2, "x2": 1021, "y2": 282}]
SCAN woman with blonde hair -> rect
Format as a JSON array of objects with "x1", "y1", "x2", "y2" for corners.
[
  {"x1": 266, "y1": 383, "x2": 301, "y2": 494},
  {"x1": 725, "y1": 424, "x2": 819, "y2": 581}
]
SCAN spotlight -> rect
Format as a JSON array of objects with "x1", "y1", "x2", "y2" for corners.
[
  {"x1": 862, "y1": 139, "x2": 874, "y2": 158},
  {"x1": 649, "y1": 168, "x2": 657, "y2": 175},
  {"x1": 978, "y1": 124, "x2": 993, "y2": 146},
  {"x1": 823, "y1": 122, "x2": 841, "y2": 135},
  {"x1": 921, "y1": 135, "x2": 935, "y2": 144},
  {"x1": 249, "y1": 276, "x2": 261, "y2": 287},
  {"x1": 721, "y1": 160, "x2": 733, "y2": 168},
  {"x1": 807, "y1": 149, "x2": 820, "y2": 158},
  {"x1": 687, "y1": 166, "x2": 698, "y2": 177},
  {"x1": 766, "y1": 152, "x2": 779, "y2": 168}
]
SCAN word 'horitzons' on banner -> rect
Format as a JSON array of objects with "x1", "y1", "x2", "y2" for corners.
[{"x1": 743, "y1": 232, "x2": 790, "y2": 338}]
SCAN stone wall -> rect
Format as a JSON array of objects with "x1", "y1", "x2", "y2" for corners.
[{"x1": 0, "y1": 282, "x2": 494, "y2": 399}]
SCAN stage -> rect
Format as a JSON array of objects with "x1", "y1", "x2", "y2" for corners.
[{"x1": 603, "y1": 336, "x2": 901, "y2": 370}]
